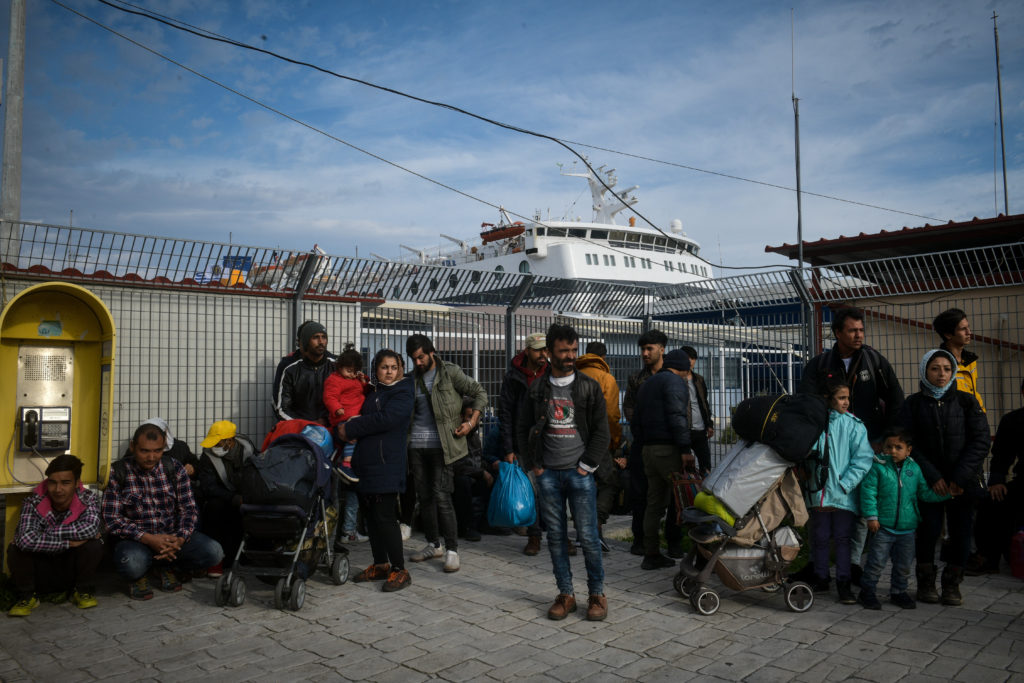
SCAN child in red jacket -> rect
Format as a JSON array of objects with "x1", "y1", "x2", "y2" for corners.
[{"x1": 323, "y1": 348, "x2": 370, "y2": 484}]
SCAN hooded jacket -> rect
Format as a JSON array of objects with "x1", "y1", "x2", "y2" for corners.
[
  {"x1": 798, "y1": 343, "x2": 904, "y2": 442},
  {"x1": 346, "y1": 377, "x2": 415, "y2": 494},
  {"x1": 899, "y1": 386, "x2": 990, "y2": 491},
  {"x1": 630, "y1": 369, "x2": 692, "y2": 452},
  {"x1": 575, "y1": 353, "x2": 622, "y2": 451},
  {"x1": 408, "y1": 356, "x2": 488, "y2": 465},
  {"x1": 859, "y1": 453, "x2": 949, "y2": 532},
  {"x1": 807, "y1": 410, "x2": 874, "y2": 513},
  {"x1": 13, "y1": 481, "x2": 101, "y2": 554},
  {"x1": 940, "y1": 343, "x2": 985, "y2": 412},
  {"x1": 498, "y1": 351, "x2": 546, "y2": 457}
]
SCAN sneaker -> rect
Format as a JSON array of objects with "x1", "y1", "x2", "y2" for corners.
[
  {"x1": 129, "y1": 578, "x2": 154, "y2": 601},
  {"x1": 858, "y1": 590, "x2": 882, "y2": 610},
  {"x1": 8, "y1": 595, "x2": 39, "y2": 617},
  {"x1": 586, "y1": 594, "x2": 608, "y2": 621},
  {"x1": 71, "y1": 590, "x2": 98, "y2": 610},
  {"x1": 400, "y1": 524, "x2": 412, "y2": 541},
  {"x1": 342, "y1": 531, "x2": 369, "y2": 543},
  {"x1": 335, "y1": 463, "x2": 359, "y2": 484},
  {"x1": 547, "y1": 593, "x2": 577, "y2": 620},
  {"x1": 353, "y1": 563, "x2": 391, "y2": 582},
  {"x1": 443, "y1": 550, "x2": 461, "y2": 573},
  {"x1": 156, "y1": 568, "x2": 182, "y2": 593},
  {"x1": 524, "y1": 536, "x2": 542, "y2": 556},
  {"x1": 207, "y1": 562, "x2": 224, "y2": 579},
  {"x1": 382, "y1": 568, "x2": 411, "y2": 592},
  {"x1": 890, "y1": 592, "x2": 917, "y2": 609},
  {"x1": 641, "y1": 554, "x2": 675, "y2": 570},
  {"x1": 409, "y1": 542, "x2": 444, "y2": 562}
]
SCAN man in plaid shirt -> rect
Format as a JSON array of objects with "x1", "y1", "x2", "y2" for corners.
[
  {"x1": 103, "y1": 422, "x2": 223, "y2": 600},
  {"x1": 7, "y1": 454, "x2": 104, "y2": 616}
]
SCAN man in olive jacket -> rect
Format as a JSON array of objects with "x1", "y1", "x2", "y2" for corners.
[{"x1": 406, "y1": 334, "x2": 488, "y2": 573}]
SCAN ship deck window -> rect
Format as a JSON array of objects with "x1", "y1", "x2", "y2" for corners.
[
  {"x1": 569, "y1": 228, "x2": 587, "y2": 238},
  {"x1": 548, "y1": 228, "x2": 567, "y2": 237},
  {"x1": 640, "y1": 234, "x2": 654, "y2": 244},
  {"x1": 590, "y1": 230, "x2": 608, "y2": 240},
  {"x1": 535, "y1": 227, "x2": 545, "y2": 236},
  {"x1": 519, "y1": 260, "x2": 530, "y2": 273},
  {"x1": 609, "y1": 231, "x2": 626, "y2": 241}
]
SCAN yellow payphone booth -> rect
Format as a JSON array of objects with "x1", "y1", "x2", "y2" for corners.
[{"x1": 0, "y1": 282, "x2": 116, "y2": 559}]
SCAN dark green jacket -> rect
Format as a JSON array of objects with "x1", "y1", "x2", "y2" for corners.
[
  {"x1": 408, "y1": 357, "x2": 488, "y2": 465},
  {"x1": 859, "y1": 453, "x2": 948, "y2": 532}
]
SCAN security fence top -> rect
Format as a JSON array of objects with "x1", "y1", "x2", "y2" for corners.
[{"x1": 2, "y1": 221, "x2": 1021, "y2": 316}]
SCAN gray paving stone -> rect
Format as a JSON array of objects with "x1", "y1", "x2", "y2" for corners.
[{"x1": 698, "y1": 652, "x2": 768, "y2": 681}]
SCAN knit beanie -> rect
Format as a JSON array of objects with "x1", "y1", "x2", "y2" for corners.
[
  {"x1": 662, "y1": 349, "x2": 691, "y2": 372},
  {"x1": 300, "y1": 322, "x2": 327, "y2": 351}
]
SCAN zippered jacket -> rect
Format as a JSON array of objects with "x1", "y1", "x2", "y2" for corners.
[
  {"x1": 346, "y1": 377, "x2": 415, "y2": 494},
  {"x1": 898, "y1": 387, "x2": 990, "y2": 489},
  {"x1": 807, "y1": 410, "x2": 874, "y2": 513},
  {"x1": 498, "y1": 351, "x2": 546, "y2": 457},
  {"x1": 940, "y1": 344, "x2": 985, "y2": 412},
  {"x1": 859, "y1": 453, "x2": 948, "y2": 532},
  {"x1": 408, "y1": 357, "x2": 488, "y2": 465},
  {"x1": 275, "y1": 353, "x2": 337, "y2": 424},
  {"x1": 576, "y1": 353, "x2": 623, "y2": 451},
  {"x1": 14, "y1": 481, "x2": 101, "y2": 553},
  {"x1": 630, "y1": 369, "x2": 692, "y2": 451}
]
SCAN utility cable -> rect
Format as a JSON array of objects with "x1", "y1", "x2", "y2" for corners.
[{"x1": 85, "y1": 0, "x2": 942, "y2": 269}]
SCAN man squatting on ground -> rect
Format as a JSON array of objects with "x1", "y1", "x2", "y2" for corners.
[
  {"x1": 518, "y1": 323, "x2": 611, "y2": 621},
  {"x1": 7, "y1": 455, "x2": 104, "y2": 616}
]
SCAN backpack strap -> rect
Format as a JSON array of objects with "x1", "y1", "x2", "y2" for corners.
[{"x1": 109, "y1": 454, "x2": 180, "y2": 491}]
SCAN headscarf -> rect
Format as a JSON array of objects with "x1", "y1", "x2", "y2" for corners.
[
  {"x1": 140, "y1": 417, "x2": 175, "y2": 451},
  {"x1": 919, "y1": 349, "x2": 958, "y2": 400}
]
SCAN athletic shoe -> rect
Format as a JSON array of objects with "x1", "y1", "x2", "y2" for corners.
[
  {"x1": 129, "y1": 578, "x2": 154, "y2": 601},
  {"x1": 157, "y1": 568, "x2": 182, "y2": 592},
  {"x1": 207, "y1": 562, "x2": 224, "y2": 578},
  {"x1": 8, "y1": 596, "x2": 39, "y2": 617},
  {"x1": 335, "y1": 463, "x2": 359, "y2": 484},
  {"x1": 400, "y1": 524, "x2": 412, "y2": 541},
  {"x1": 443, "y1": 550, "x2": 460, "y2": 573},
  {"x1": 382, "y1": 569, "x2": 411, "y2": 592},
  {"x1": 342, "y1": 531, "x2": 369, "y2": 543},
  {"x1": 409, "y1": 542, "x2": 445, "y2": 562},
  {"x1": 71, "y1": 590, "x2": 98, "y2": 610},
  {"x1": 890, "y1": 592, "x2": 917, "y2": 609},
  {"x1": 858, "y1": 590, "x2": 882, "y2": 610},
  {"x1": 353, "y1": 563, "x2": 390, "y2": 582}
]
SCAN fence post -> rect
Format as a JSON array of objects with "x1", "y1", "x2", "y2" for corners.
[
  {"x1": 290, "y1": 250, "x2": 325, "y2": 340},
  {"x1": 504, "y1": 275, "x2": 535, "y2": 363},
  {"x1": 787, "y1": 267, "x2": 817, "y2": 365}
]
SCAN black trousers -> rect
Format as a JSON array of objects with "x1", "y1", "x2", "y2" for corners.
[
  {"x1": 974, "y1": 480, "x2": 1024, "y2": 562},
  {"x1": 6, "y1": 539, "x2": 104, "y2": 596},
  {"x1": 361, "y1": 493, "x2": 405, "y2": 570},
  {"x1": 201, "y1": 497, "x2": 243, "y2": 567}
]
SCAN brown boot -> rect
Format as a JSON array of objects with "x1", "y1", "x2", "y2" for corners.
[
  {"x1": 547, "y1": 593, "x2": 577, "y2": 620},
  {"x1": 524, "y1": 536, "x2": 542, "y2": 556},
  {"x1": 586, "y1": 594, "x2": 608, "y2": 621}
]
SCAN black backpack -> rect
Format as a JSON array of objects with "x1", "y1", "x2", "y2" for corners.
[
  {"x1": 732, "y1": 393, "x2": 829, "y2": 463},
  {"x1": 109, "y1": 454, "x2": 182, "y2": 489}
]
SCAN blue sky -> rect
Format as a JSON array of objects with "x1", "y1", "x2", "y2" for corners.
[{"x1": 4, "y1": 0, "x2": 1023, "y2": 270}]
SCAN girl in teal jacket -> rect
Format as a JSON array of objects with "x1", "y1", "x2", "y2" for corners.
[{"x1": 807, "y1": 381, "x2": 875, "y2": 603}]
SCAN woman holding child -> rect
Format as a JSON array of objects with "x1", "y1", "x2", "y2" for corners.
[
  {"x1": 337, "y1": 349, "x2": 415, "y2": 592},
  {"x1": 898, "y1": 349, "x2": 989, "y2": 606}
]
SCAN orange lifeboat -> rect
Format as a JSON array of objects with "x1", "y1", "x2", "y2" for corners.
[{"x1": 480, "y1": 222, "x2": 525, "y2": 244}]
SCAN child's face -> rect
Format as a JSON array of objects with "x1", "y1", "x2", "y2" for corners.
[
  {"x1": 883, "y1": 436, "x2": 911, "y2": 463},
  {"x1": 831, "y1": 387, "x2": 850, "y2": 414},
  {"x1": 339, "y1": 366, "x2": 358, "y2": 379}
]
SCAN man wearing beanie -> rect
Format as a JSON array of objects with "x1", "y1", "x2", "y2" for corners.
[
  {"x1": 274, "y1": 321, "x2": 337, "y2": 424},
  {"x1": 630, "y1": 348, "x2": 693, "y2": 570}
]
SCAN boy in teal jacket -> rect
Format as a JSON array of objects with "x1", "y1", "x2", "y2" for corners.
[{"x1": 858, "y1": 428, "x2": 949, "y2": 609}]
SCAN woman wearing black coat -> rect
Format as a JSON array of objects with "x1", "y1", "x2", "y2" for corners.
[
  {"x1": 338, "y1": 349, "x2": 414, "y2": 592},
  {"x1": 898, "y1": 349, "x2": 989, "y2": 607}
]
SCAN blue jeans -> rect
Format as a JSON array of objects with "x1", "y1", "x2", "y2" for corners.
[
  {"x1": 861, "y1": 528, "x2": 915, "y2": 595},
  {"x1": 536, "y1": 468, "x2": 604, "y2": 596},
  {"x1": 113, "y1": 533, "x2": 224, "y2": 581}
]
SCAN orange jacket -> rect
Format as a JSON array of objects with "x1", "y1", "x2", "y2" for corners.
[{"x1": 576, "y1": 354, "x2": 622, "y2": 451}]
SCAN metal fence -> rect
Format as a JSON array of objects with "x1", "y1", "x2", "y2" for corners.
[{"x1": 2, "y1": 220, "x2": 1022, "y2": 463}]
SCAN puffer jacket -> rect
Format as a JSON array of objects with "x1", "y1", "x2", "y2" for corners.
[
  {"x1": 940, "y1": 344, "x2": 985, "y2": 412},
  {"x1": 630, "y1": 369, "x2": 691, "y2": 452},
  {"x1": 898, "y1": 387, "x2": 990, "y2": 490},
  {"x1": 516, "y1": 368, "x2": 610, "y2": 472},
  {"x1": 346, "y1": 377, "x2": 414, "y2": 495},
  {"x1": 576, "y1": 353, "x2": 622, "y2": 451},
  {"x1": 859, "y1": 453, "x2": 948, "y2": 532},
  {"x1": 807, "y1": 410, "x2": 874, "y2": 513},
  {"x1": 408, "y1": 357, "x2": 488, "y2": 465}
]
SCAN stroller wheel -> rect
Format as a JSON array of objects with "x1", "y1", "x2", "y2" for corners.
[
  {"x1": 690, "y1": 586, "x2": 720, "y2": 616},
  {"x1": 228, "y1": 577, "x2": 247, "y2": 607},
  {"x1": 330, "y1": 554, "x2": 350, "y2": 585},
  {"x1": 274, "y1": 578, "x2": 289, "y2": 610},
  {"x1": 288, "y1": 579, "x2": 306, "y2": 611},
  {"x1": 673, "y1": 574, "x2": 697, "y2": 599},
  {"x1": 214, "y1": 574, "x2": 230, "y2": 606},
  {"x1": 785, "y1": 581, "x2": 814, "y2": 612},
  {"x1": 762, "y1": 583, "x2": 783, "y2": 593}
]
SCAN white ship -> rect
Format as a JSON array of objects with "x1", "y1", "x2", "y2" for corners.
[{"x1": 392, "y1": 164, "x2": 713, "y2": 288}]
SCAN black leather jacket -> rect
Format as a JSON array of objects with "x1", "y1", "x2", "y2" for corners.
[{"x1": 274, "y1": 353, "x2": 336, "y2": 423}]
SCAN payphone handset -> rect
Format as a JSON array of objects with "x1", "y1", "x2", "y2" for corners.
[{"x1": 19, "y1": 406, "x2": 72, "y2": 452}]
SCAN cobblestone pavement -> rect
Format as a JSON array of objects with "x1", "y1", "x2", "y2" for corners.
[{"x1": 2, "y1": 518, "x2": 1023, "y2": 682}]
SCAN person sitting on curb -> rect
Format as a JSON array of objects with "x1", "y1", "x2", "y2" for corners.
[
  {"x1": 7, "y1": 455, "x2": 103, "y2": 616},
  {"x1": 103, "y1": 422, "x2": 223, "y2": 600},
  {"x1": 197, "y1": 420, "x2": 255, "y2": 575}
]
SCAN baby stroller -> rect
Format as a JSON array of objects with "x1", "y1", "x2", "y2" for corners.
[
  {"x1": 676, "y1": 439, "x2": 814, "y2": 616},
  {"x1": 213, "y1": 422, "x2": 350, "y2": 611}
]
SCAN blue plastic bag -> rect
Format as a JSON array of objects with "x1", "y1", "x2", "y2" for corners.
[{"x1": 487, "y1": 461, "x2": 537, "y2": 528}]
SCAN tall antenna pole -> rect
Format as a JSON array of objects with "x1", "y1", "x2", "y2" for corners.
[
  {"x1": 792, "y1": 9, "x2": 811, "y2": 356},
  {"x1": 993, "y1": 12, "x2": 1009, "y2": 215},
  {"x1": 1, "y1": 0, "x2": 26, "y2": 261}
]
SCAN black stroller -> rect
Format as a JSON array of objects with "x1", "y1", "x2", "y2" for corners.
[{"x1": 213, "y1": 422, "x2": 350, "y2": 611}]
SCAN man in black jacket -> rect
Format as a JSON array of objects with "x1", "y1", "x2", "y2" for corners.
[
  {"x1": 498, "y1": 332, "x2": 548, "y2": 553},
  {"x1": 630, "y1": 349, "x2": 693, "y2": 570},
  {"x1": 517, "y1": 323, "x2": 610, "y2": 622},
  {"x1": 274, "y1": 321, "x2": 336, "y2": 424}
]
